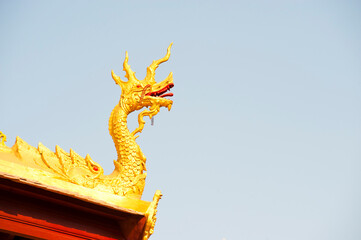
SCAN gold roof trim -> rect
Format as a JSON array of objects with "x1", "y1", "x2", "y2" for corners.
[{"x1": 0, "y1": 147, "x2": 150, "y2": 214}]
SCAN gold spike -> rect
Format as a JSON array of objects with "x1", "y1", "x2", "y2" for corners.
[
  {"x1": 38, "y1": 142, "x2": 64, "y2": 176},
  {"x1": 111, "y1": 69, "x2": 126, "y2": 87},
  {"x1": 144, "y1": 43, "x2": 172, "y2": 84},
  {"x1": 123, "y1": 51, "x2": 136, "y2": 80},
  {"x1": 0, "y1": 131, "x2": 7, "y2": 147},
  {"x1": 70, "y1": 148, "x2": 85, "y2": 166},
  {"x1": 55, "y1": 145, "x2": 72, "y2": 174}
]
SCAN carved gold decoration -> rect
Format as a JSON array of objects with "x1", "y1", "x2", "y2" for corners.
[
  {"x1": 143, "y1": 190, "x2": 163, "y2": 240},
  {"x1": 0, "y1": 131, "x2": 7, "y2": 147},
  {"x1": 0, "y1": 44, "x2": 174, "y2": 239}
]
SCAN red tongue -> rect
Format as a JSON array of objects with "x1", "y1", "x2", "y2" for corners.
[{"x1": 160, "y1": 93, "x2": 173, "y2": 98}]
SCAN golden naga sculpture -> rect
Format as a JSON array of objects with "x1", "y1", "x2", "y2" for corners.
[
  {"x1": 0, "y1": 44, "x2": 174, "y2": 239},
  {"x1": 108, "y1": 43, "x2": 174, "y2": 198}
]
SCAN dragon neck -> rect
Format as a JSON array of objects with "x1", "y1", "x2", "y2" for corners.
[
  {"x1": 109, "y1": 101, "x2": 134, "y2": 160},
  {"x1": 109, "y1": 100, "x2": 146, "y2": 177}
]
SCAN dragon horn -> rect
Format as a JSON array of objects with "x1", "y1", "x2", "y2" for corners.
[
  {"x1": 144, "y1": 43, "x2": 172, "y2": 83},
  {"x1": 111, "y1": 70, "x2": 126, "y2": 87},
  {"x1": 123, "y1": 51, "x2": 136, "y2": 81}
]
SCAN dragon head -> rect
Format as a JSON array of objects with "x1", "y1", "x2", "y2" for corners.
[{"x1": 111, "y1": 43, "x2": 174, "y2": 136}]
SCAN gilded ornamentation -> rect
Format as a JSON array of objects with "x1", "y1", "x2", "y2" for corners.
[
  {"x1": 0, "y1": 131, "x2": 7, "y2": 147},
  {"x1": 0, "y1": 45, "x2": 174, "y2": 240},
  {"x1": 143, "y1": 190, "x2": 163, "y2": 240},
  {"x1": 0, "y1": 44, "x2": 174, "y2": 200}
]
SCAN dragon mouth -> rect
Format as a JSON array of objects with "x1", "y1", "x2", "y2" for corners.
[{"x1": 146, "y1": 83, "x2": 174, "y2": 98}]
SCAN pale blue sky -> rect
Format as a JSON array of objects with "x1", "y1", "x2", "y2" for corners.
[{"x1": 1, "y1": 1, "x2": 360, "y2": 239}]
